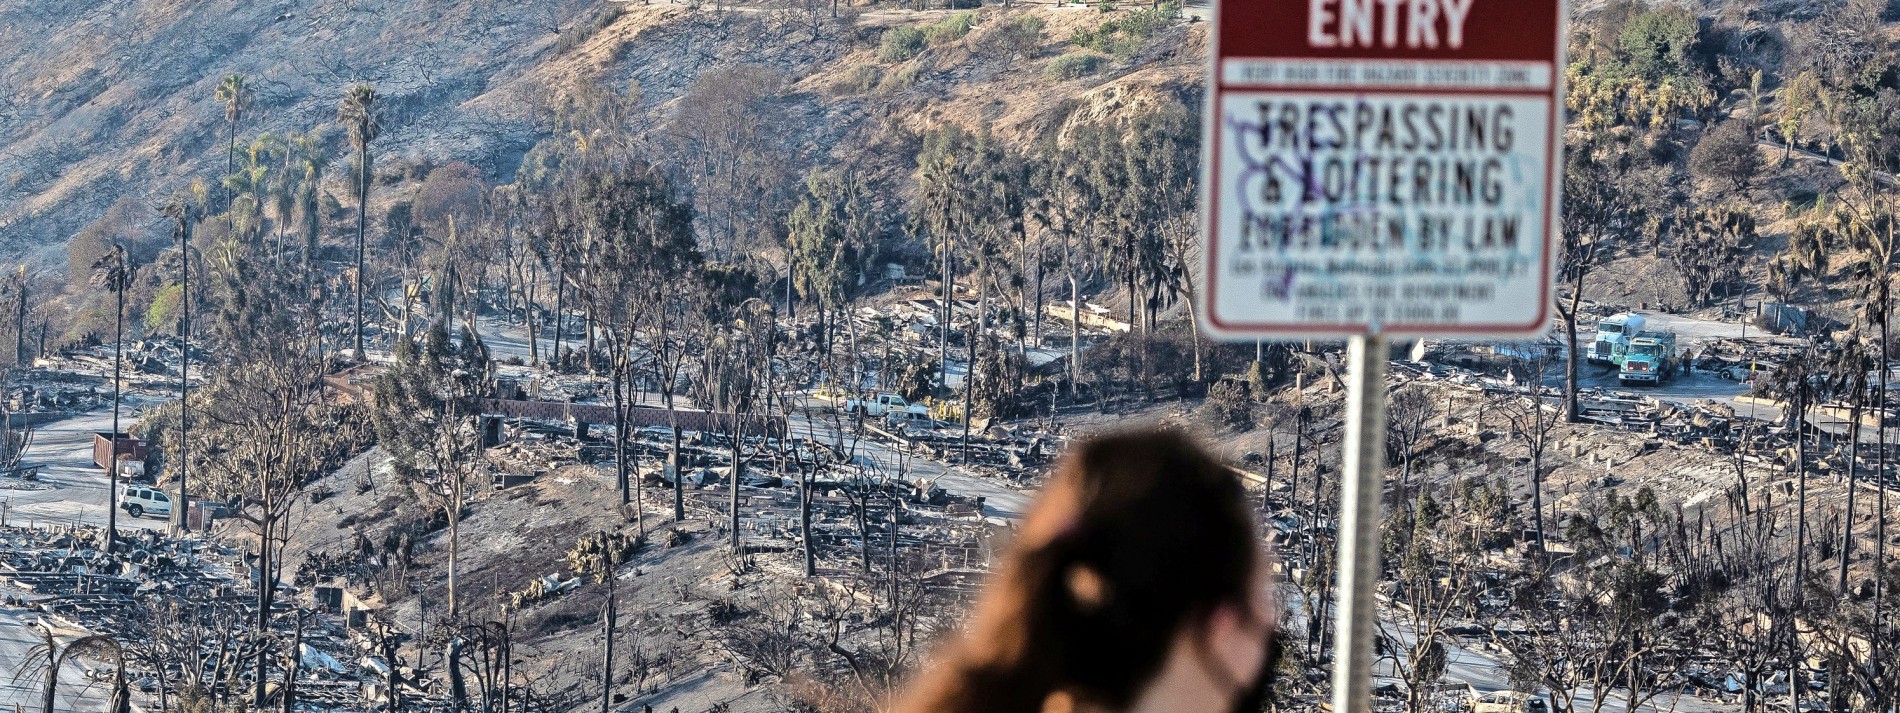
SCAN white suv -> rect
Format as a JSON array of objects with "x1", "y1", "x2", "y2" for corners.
[{"x1": 120, "y1": 486, "x2": 174, "y2": 519}]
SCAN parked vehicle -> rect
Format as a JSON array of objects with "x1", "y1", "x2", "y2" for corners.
[
  {"x1": 844, "y1": 393, "x2": 929, "y2": 419},
  {"x1": 1588, "y1": 313, "x2": 1647, "y2": 366},
  {"x1": 91, "y1": 432, "x2": 147, "y2": 470},
  {"x1": 884, "y1": 409, "x2": 935, "y2": 430},
  {"x1": 1619, "y1": 331, "x2": 1679, "y2": 385},
  {"x1": 1470, "y1": 690, "x2": 1550, "y2": 713},
  {"x1": 120, "y1": 485, "x2": 173, "y2": 519}
]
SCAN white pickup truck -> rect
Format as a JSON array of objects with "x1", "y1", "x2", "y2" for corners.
[{"x1": 844, "y1": 393, "x2": 930, "y2": 419}]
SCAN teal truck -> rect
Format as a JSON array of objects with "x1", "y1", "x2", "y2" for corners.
[{"x1": 1618, "y1": 331, "x2": 1678, "y2": 385}]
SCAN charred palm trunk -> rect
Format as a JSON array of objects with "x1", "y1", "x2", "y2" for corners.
[
  {"x1": 13, "y1": 273, "x2": 25, "y2": 367},
  {"x1": 1795, "y1": 385, "x2": 1810, "y2": 602},
  {"x1": 1068, "y1": 270, "x2": 1080, "y2": 398},
  {"x1": 1878, "y1": 285, "x2": 1892, "y2": 677},
  {"x1": 585, "y1": 309, "x2": 597, "y2": 375},
  {"x1": 629, "y1": 360, "x2": 644, "y2": 536},
  {"x1": 730, "y1": 419, "x2": 743, "y2": 554},
  {"x1": 856, "y1": 490, "x2": 871, "y2": 573},
  {"x1": 254, "y1": 515, "x2": 274, "y2": 708},
  {"x1": 551, "y1": 272, "x2": 565, "y2": 369},
  {"x1": 176, "y1": 218, "x2": 192, "y2": 534},
  {"x1": 613, "y1": 343, "x2": 630, "y2": 507},
  {"x1": 1290, "y1": 407, "x2": 1307, "y2": 517},
  {"x1": 1563, "y1": 286, "x2": 1584, "y2": 422},
  {"x1": 599, "y1": 580, "x2": 616, "y2": 713},
  {"x1": 961, "y1": 282, "x2": 982, "y2": 463},
  {"x1": 1532, "y1": 439, "x2": 1548, "y2": 556},
  {"x1": 668, "y1": 393, "x2": 684, "y2": 522},
  {"x1": 355, "y1": 141, "x2": 369, "y2": 359},
  {"x1": 940, "y1": 251, "x2": 953, "y2": 395},
  {"x1": 282, "y1": 613, "x2": 307, "y2": 713},
  {"x1": 448, "y1": 498, "x2": 462, "y2": 619},
  {"x1": 1034, "y1": 231, "x2": 1046, "y2": 351},
  {"x1": 526, "y1": 262, "x2": 539, "y2": 366},
  {"x1": 1841, "y1": 395, "x2": 1862, "y2": 595},
  {"x1": 107, "y1": 284, "x2": 123, "y2": 551}
]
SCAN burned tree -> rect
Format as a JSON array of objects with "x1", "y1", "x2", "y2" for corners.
[
  {"x1": 337, "y1": 83, "x2": 380, "y2": 359},
  {"x1": 89, "y1": 243, "x2": 135, "y2": 551},
  {"x1": 1491, "y1": 351, "x2": 1561, "y2": 555},
  {"x1": 17, "y1": 629, "x2": 132, "y2": 713},
  {"x1": 1665, "y1": 204, "x2": 1754, "y2": 309},
  {"x1": 187, "y1": 269, "x2": 353, "y2": 706},
  {"x1": 1491, "y1": 489, "x2": 1692, "y2": 713},
  {"x1": 568, "y1": 530, "x2": 639, "y2": 713},
  {"x1": 538, "y1": 160, "x2": 699, "y2": 530},
  {"x1": 1385, "y1": 383, "x2": 1436, "y2": 488},
  {"x1": 1558, "y1": 136, "x2": 1645, "y2": 422},
  {"x1": 1765, "y1": 346, "x2": 1825, "y2": 606},
  {"x1": 371, "y1": 318, "x2": 492, "y2": 619},
  {"x1": 1377, "y1": 489, "x2": 1476, "y2": 713}
]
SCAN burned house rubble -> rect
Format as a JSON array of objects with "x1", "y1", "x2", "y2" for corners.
[
  {"x1": 0, "y1": 525, "x2": 458, "y2": 712},
  {"x1": 1240, "y1": 311, "x2": 1900, "y2": 710},
  {"x1": 468, "y1": 410, "x2": 1019, "y2": 576},
  {"x1": 8, "y1": 287, "x2": 1896, "y2": 712}
]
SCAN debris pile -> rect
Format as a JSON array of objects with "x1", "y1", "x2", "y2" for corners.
[{"x1": 0, "y1": 525, "x2": 460, "y2": 711}]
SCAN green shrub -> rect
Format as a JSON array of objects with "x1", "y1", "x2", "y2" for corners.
[
  {"x1": 1072, "y1": 4, "x2": 1179, "y2": 59},
  {"x1": 922, "y1": 12, "x2": 976, "y2": 45},
  {"x1": 1202, "y1": 380, "x2": 1255, "y2": 429},
  {"x1": 1782, "y1": 189, "x2": 1822, "y2": 218},
  {"x1": 840, "y1": 65, "x2": 883, "y2": 95},
  {"x1": 879, "y1": 26, "x2": 928, "y2": 62},
  {"x1": 552, "y1": 4, "x2": 626, "y2": 55},
  {"x1": 985, "y1": 14, "x2": 1045, "y2": 56},
  {"x1": 881, "y1": 13, "x2": 976, "y2": 63},
  {"x1": 144, "y1": 284, "x2": 183, "y2": 334},
  {"x1": 879, "y1": 64, "x2": 921, "y2": 92},
  {"x1": 1045, "y1": 51, "x2": 1106, "y2": 80}
]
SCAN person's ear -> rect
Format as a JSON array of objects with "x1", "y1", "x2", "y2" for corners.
[{"x1": 1203, "y1": 601, "x2": 1271, "y2": 690}]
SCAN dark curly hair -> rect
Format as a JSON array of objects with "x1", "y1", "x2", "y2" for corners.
[{"x1": 896, "y1": 428, "x2": 1266, "y2": 713}]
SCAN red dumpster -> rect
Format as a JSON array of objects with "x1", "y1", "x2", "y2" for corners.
[{"x1": 91, "y1": 432, "x2": 147, "y2": 470}]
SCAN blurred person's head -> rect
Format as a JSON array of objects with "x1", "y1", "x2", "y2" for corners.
[{"x1": 897, "y1": 429, "x2": 1276, "y2": 713}]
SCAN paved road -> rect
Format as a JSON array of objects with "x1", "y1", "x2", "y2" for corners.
[
  {"x1": 1545, "y1": 310, "x2": 1900, "y2": 445},
  {"x1": 2, "y1": 406, "x2": 162, "y2": 534},
  {"x1": 1554, "y1": 310, "x2": 1764, "y2": 403},
  {"x1": 0, "y1": 606, "x2": 111, "y2": 713},
  {"x1": 0, "y1": 406, "x2": 157, "y2": 713},
  {"x1": 785, "y1": 416, "x2": 1037, "y2": 521},
  {"x1": 474, "y1": 316, "x2": 542, "y2": 365}
]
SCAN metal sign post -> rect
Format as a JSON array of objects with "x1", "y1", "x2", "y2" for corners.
[
  {"x1": 1331, "y1": 334, "x2": 1385, "y2": 713},
  {"x1": 1196, "y1": 3, "x2": 1566, "y2": 712}
]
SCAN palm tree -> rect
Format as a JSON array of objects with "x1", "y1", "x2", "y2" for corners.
[
  {"x1": 271, "y1": 132, "x2": 303, "y2": 267},
  {"x1": 163, "y1": 189, "x2": 204, "y2": 535},
  {"x1": 221, "y1": 133, "x2": 281, "y2": 246},
  {"x1": 1825, "y1": 337, "x2": 1876, "y2": 595},
  {"x1": 1766, "y1": 348, "x2": 1823, "y2": 608},
  {"x1": 289, "y1": 132, "x2": 330, "y2": 281},
  {"x1": 90, "y1": 244, "x2": 134, "y2": 552},
  {"x1": 15, "y1": 627, "x2": 131, "y2": 713},
  {"x1": 214, "y1": 74, "x2": 253, "y2": 214},
  {"x1": 338, "y1": 84, "x2": 380, "y2": 359}
]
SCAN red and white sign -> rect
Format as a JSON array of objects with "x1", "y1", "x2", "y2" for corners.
[{"x1": 1199, "y1": 0, "x2": 1565, "y2": 339}]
